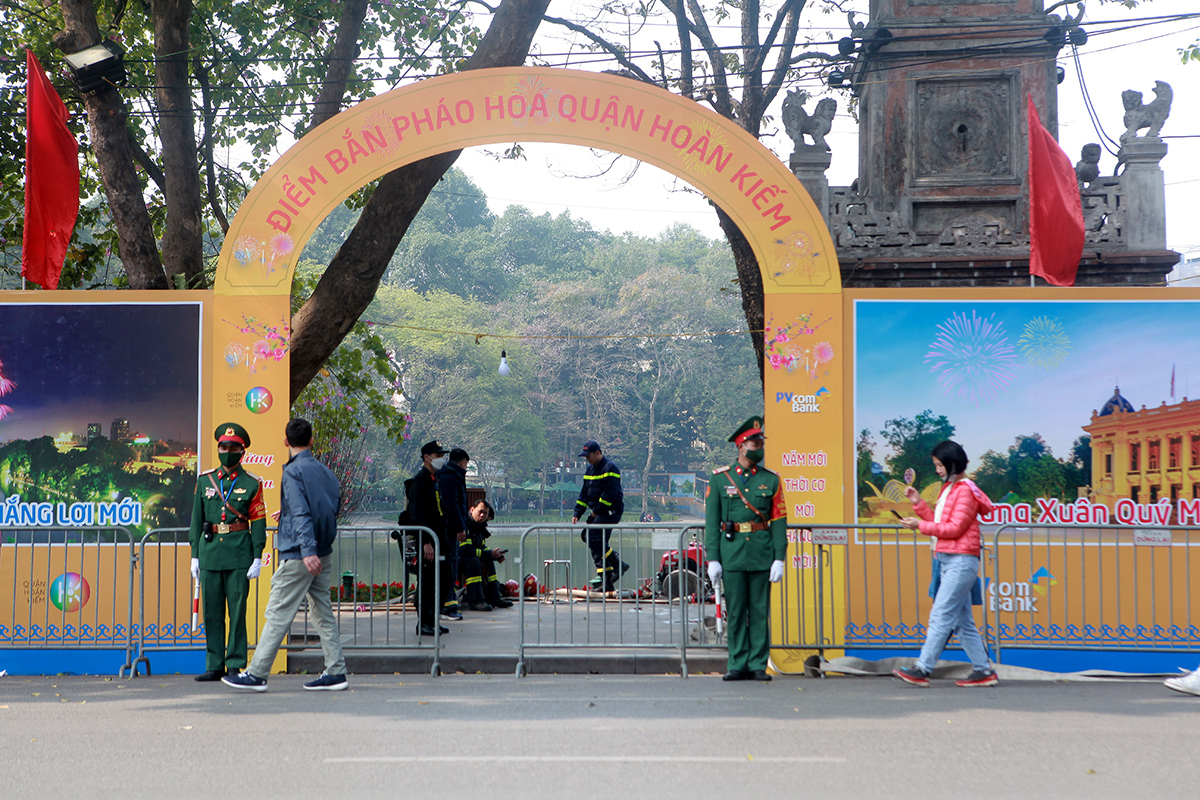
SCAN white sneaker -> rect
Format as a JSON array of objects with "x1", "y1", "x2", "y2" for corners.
[{"x1": 1164, "y1": 668, "x2": 1200, "y2": 696}]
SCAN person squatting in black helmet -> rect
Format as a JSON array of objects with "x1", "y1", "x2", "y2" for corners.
[{"x1": 459, "y1": 499, "x2": 513, "y2": 611}]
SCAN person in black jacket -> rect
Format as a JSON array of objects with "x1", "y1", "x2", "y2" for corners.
[
  {"x1": 407, "y1": 440, "x2": 450, "y2": 636},
  {"x1": 436, "y1": 448, "x2": 471, "y2": 620},
  {"x1": 572, "y1": 440, "x2": 629, "y2": 592},
  {"x1": 459, "y1": 499, "x2": 513, "y2": 611}
]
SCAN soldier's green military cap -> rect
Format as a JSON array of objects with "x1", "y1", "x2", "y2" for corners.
[
  {"x1": 728, "y1": 416, "x2": 765, "y2": 445},
  {"x1": 214, "y1": 421, "x2": 250, "y2": 449}
]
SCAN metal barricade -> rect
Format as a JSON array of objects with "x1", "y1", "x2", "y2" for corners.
[
  {"x1": 129, "y1": 528, "x2": 202, "y2": 676},
  {"x1": 991, "y1": 523, "x2": 1200, "y2": 664},
  {"x1": 129, "y1": 524, "x2": 443, "y2": 677},
  {"x1": 769, "y1": 523, "x2": 994, "y2": 662},
  {"x1": 515, "y1": 522, "x2": 706, "y2": 677},
  {"x1": 0, "y1": 526, "x2": 137, "y2": 675},
  {"x1": 677, "y1": 525, "x2": 726, "y2": 678},
  {"x1": 283, "y1": 525, "x2": 442, "y2": 676}
]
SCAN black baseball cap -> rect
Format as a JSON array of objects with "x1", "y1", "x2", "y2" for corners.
[
  {"x1": 420, "y1": 440, "x2": 450, "y2": 456},
  {"x1": 577, "y1": 440, "x2": 602, "y2": 457}
]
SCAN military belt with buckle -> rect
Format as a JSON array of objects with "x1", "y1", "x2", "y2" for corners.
[
  {"x1": 216, "y1": 522, "x2": 250, "y2": 534},
  {"x1": 723, "y1": 521, "x2": 768, "y2": 534}
]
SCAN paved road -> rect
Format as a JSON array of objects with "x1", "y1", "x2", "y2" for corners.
[{"x1": 3, "y1": 673, "x2": 1197, "y2": 798}]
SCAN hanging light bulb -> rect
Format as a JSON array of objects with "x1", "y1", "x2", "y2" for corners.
[{"x1": 498, "y1": 350, "x2": 511, "y2": 377}]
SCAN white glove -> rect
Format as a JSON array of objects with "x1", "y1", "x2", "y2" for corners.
[
  {"x1": 707, "y1": 560, "x2": 722, "y2": 585},
  {"x1": 190, "y1": 558, "x2": 199, "y2": 579},
  {"x1": 769, "y1": 560, "x2": 785, "y2": 583},
  {"x1": 246, "y1": 558, "x2": 263, "y2": 580}
]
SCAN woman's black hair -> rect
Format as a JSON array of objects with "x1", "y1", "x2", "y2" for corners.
[{"x1": 931, "y1": 440, "x2": 969, "y2": 477}]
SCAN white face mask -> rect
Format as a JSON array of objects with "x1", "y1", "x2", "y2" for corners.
[{"x1": 431, "y1": 455, "x2": 449, "y2": 469}]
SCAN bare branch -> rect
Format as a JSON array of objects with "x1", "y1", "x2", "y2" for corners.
[
  {"x1": 541, "y1": 13, "x2": 658, "y2": 84},
  {"x1": 193, "y1": 57, "x2": 228, "y2": 234},
  {"x1": 683, "y1": 0, "x2": 733, "y2": 119}
]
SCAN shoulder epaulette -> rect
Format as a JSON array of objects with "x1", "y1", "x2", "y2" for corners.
[
  {"x1": 759, "y1": 466, "x2": 778, "y2": 476},
  {"x1": 240, "y1": 469, "x2": 262, "y2": 484},
  {"x1": 712, "y1": 466, "x2": 730, "y2": 474},
  {"x1": 199, "y1": 467, "x2": 218, "y2": 476}
]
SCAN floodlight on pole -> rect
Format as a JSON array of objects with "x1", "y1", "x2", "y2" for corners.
[{"x1": 62, "y1": 40, "x2": 126, "y2": 95}]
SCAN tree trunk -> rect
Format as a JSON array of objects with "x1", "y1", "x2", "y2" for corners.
[
  {"x1": 289, "y1": 0, "x2": 554, "y2": 401},
  {"x1": 152, "y1": 0, "x2": 204, "y2": 289},
  {"x1": 640, "y1": 370, "x2": 661, "y2": 517},
  {"x1": 714, "y1": 206, "x2": 766, "y2": 384},
  {"x1": 306, "y1": 0, "x2": 370, "y2": 133},
  {"x1": 55, "y1": 0, "x2": 167, "y2": 289}
]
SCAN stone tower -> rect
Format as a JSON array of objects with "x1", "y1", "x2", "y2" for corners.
[{"x1": 814, "y1": 0, "x2": 1178, "y2": 286}]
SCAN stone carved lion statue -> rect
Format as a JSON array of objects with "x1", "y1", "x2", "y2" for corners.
[
  {"x1": 1120, "y1": 80, "x2": 1172, "y2": 142},
  {"x1": 782, "y1": 90, "x2": 837, "y2": 152}
]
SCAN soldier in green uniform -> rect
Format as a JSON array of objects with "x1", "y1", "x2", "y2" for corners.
[
  {"x1": 705, "y1": 417, "x2": 787, "y2": 682},
  {"x1": 189, "y1": 422, "x2": 268, "y2": 681}
]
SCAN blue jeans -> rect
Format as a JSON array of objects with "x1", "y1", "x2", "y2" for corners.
[{"x1": 916, "y1": 553, "x2": 991, "y2": 673}]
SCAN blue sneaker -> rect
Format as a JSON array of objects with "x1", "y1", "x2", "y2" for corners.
[
  {"x1": 222, "y1": 671, "x2": 267, "y2": 692},
  {"x1": 303, "y1": 672, "x2": 348, "y2": 691}
]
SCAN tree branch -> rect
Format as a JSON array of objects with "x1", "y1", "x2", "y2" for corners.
[
  {"x1": 683, "y1": 0, "x2": 733, "y2": 119},
  {"x1": 193, "y1": 57, "x2": 228, "y2": 235},
  {"x1": 541, "y1": 14, "x2": 657, "y2": 84},
  {"x1": 306, "y1": 0, "x2": 369, "y2": 133},
  {"x1": 289, "y1": 0, "x2": 553, "y2": 402}
]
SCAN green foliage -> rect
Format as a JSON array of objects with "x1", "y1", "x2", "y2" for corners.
[
  {"x1": 0, "y1": 0, "x2": 480, "y2": 287},
  {"x1": 880, "y1": 410, "x2": 956, "y2": 489}
]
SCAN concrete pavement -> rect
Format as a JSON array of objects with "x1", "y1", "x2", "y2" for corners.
[{"x1": 3, "y1": 673, "x2": 1198, "y2": 798}]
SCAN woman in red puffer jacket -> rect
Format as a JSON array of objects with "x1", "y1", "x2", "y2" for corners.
[{"x1": 893, "y1": 440, "x2": 998, "y2": 689}]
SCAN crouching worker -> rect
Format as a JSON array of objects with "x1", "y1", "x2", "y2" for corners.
[{"x1": 459, "y1": 499, "x2": 513, "y2": 611}]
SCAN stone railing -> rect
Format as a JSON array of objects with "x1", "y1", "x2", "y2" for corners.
[{"x1": 829, "y1": 180, "x2": 1127, "y2": 255}]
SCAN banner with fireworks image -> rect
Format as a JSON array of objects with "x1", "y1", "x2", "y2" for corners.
[
  {"x1": 853, "y1": 295, "x2": 1200, "y2": 522},
  {"x1": 0, "y1": 300, "x2": 202, "y2": 537}
]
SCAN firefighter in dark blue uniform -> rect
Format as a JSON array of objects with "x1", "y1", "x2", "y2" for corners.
[{"x1": 572, "y1": 440, "x2": 628, "y2": 592}]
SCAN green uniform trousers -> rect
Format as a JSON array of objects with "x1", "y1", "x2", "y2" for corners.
[
  {"x1": 724, "y1": 568, "x2": 770, "y2": 673},
  {"x1": 201, "y1": 568, "x2": 250, "y2": 672}
]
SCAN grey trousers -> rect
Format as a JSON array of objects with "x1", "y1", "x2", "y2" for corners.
[{"x1": 248, "y1": 555, "x2": 346, "y2": 678}]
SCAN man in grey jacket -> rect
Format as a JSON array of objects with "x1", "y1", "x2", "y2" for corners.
[{"x1": 223, "y1": 418, "x2": 347, "y2": 692}]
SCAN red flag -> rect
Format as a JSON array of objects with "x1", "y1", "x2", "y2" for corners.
[
  {"x1": 22, "y1": 49, "x2": 80, "y2": 290},
  {"x1": 1027, "y1": 95, "x2": 1084, "y2": 287}
]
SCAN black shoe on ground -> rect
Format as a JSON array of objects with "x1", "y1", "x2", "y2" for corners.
[
  {"x1": 750, "y1": 670, "x2": 772, "y2": 682},
  {"x1": 194, "y1": 669, "x2": 226, "y2": 682},
  {"x1": 221, "y1": 671, "x2": 267, "y2": 692},
  {"x1": 441, "y1": 608, "x2": 463, "y2": 621},
  {"x1": 893, "y1": 666, "x2": 931, "y2": 687},
  {"x1": 417, "y1": 625, "x2": 450, "y2": 636},
  {"x1": 488, "y1": 597, "x2": 514, "y2": 609},
  {"x1": 722, "y1": 670, "x2": 747, "y2": 681},
  {"x1": 467, "y1": 601, "x2": 493, "y2": 612},
  {"x1": 304, "y1": 672, "x2": 348, "y2": 691}
]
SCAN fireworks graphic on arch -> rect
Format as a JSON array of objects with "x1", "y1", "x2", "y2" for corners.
[
  {"x1": 924, "y1": 311, "x2": 1017, "y2": 405},
  {"x1": 1017, "y1": 316, "x2": 1071, "y2": 370}
]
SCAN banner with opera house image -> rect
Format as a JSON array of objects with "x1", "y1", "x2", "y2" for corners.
[{"x1": 847, "y1": 291, "x2": 1200, "y2": 669}]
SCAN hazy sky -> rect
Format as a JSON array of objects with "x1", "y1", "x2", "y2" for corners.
[{"x1": 0, "y1": 303, "x2": 201, "y2": 444}]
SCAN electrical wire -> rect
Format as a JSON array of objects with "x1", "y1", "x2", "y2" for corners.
[{"x1": 362, "y1": 320, "x2": 758, "y2": 342}]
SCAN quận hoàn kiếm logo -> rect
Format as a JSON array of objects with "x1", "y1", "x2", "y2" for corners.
[
  {"x1": 50, "y1": 572, "x2": 91, "y2": 612},
  {"x1": 245, "y1": 387, "x2": 273, "y2": 414}
]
